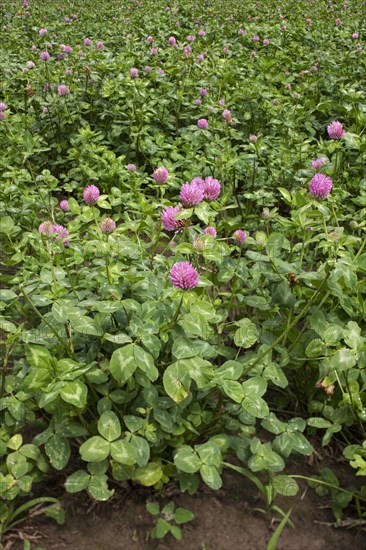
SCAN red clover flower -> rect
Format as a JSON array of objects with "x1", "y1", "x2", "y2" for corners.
[
  {"x1": 59, "y1": 199, "x2": 70, "y2": 212},
  {"x1": 309, "y1": 174, "x2": 333, "y2": 199},
  {"x1": 197, "y1": 118, "x2": 208, "y2": 128},
  {"x1": 100, "y1": 218, "x2": 116, "y2": 234},
  {"x1": 83, "y1": 184, "x2": 100, "y2": 205},
  {"x1": 170, "y1": 262, "x2": 199, "y2": 289},
  {"x1": 180, "y1": 182, "x2": 204, "y2": 206},
  {"x1": 153, "y1": 167, "x2": 169, "y2": 184},
  {"x1": 327, "y1": 120, "x2": 345, "y2": 140},
  {"x1": 162, "y1": 205, "x2": 184, "y2": 231},
  {"x1": 234, "y1": 229, "x2": 246, "y2": 244},
  {"x1": 202, "y1": 177, "x2": 221, "y2": 201}
]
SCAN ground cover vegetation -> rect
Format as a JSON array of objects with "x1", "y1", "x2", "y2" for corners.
[{"x1": 0, "y1": 0, "x2": 366, "y2": 546}]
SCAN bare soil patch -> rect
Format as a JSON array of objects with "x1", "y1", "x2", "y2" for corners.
[{"x1": 7, "y1": 458, "x2": 366, "y2": 550}]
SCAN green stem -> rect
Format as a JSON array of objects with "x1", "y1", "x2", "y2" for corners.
[
  {"x1": 19, "y1": 287, "x2": 71, "y2": 356},
  {"x1": 322, "y1": 213, "x2": 329, "y2": 242},
  {"x1": 299, "y1": 229, "x2": 307, "y2": 270},
  {"x1": 227, "y1": 248, "x2": 242, "y2": 312},
  {"x1": 289, "y1": 475, "x2": 366, "y2": 503},
  {"x1": 64, "y1": 322, "x2": 74, "y2": 356},
  {"x1": 242, "y1": 270, "x2": 331, "y2": 374},
  {"x1": 287, "y1": 290, "x2": 331, "y2": 354},
  {"x1": 330, "y1": 202, "x2": 339, "y2": 228},
  {"x1": 0, "y1": 348, "x2": 10, "y2": 398},
  {"x1": 62, "y1": 249, "x2": 78, "y2": 299},
  {"x1": 354, "y1": 237, "x2": 366, "y2": 261},
  {"x1": 158, "y1": 296, "x2": 184, "y2": 362},
  {"x1": 169, "y1": 296, "x2": 184, "y2": 330},
  {"x1": 105, "y1": 236, "x2": 112, "y2": 284},
  {"x1": 92, "y1": 206, "x2": 100, "y2": 232}
]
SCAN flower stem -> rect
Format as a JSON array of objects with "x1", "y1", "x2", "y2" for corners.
[
  {"x1": 242, "y1": 270, "x2": 331, "y2": 374},
  {"x1": 105, "y1": 236, "x2": 112, "y2": 284},
  {"x1": 62, "y1": 249, "x2": 78, "y2": 299},
  {"x1": 169, "y1": 296, "x2": 184, "y2": 329},
  {"x1": 20, "y1": 287, "x2": 72, "y2": 356}
]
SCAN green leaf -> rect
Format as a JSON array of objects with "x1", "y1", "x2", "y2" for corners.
[
  {"x1": 0, "y1": 216, "x2": 15, "y2": 234},
  {"x1": 162, "y1": 501, "x2": 175, "y2": 515},
  {"x1": 305, "y1": 339, "x2": 327, "y2": 358},
  {"x1": 134, "y1": 462, "x2": 163, "y2": 486},
  {"x1": 98, "y1": 411, "x2": 121, "y2": 442},
  {"x1": 174, "y1": 507, "x2": 195, "y2": 525},
  {"x1": 262, "y1": 413, "x2": 286, "y2": 435},
  {"x1": 72, "y1": 316, "x2": 104, "y2": 336},
  {"x1": 178, "y1": 472, "x2": 200, "y2": 495},
  {"x1": 266, "y1": 233, "x2": 285, "y2": 260},
  {"x1": 7, "y1": 451, "x2": 28, "y2": 478},
  {"x1": 174, "y1": 446, "x2": 202, "y2": 474},
  {"x1": 174, "y1": 208, "x2": 193, "y2": 220},
  {"x1": 60, "y1": 380, "x2": 88, "y2": 408},
  {"x1": 179, "y1": 357, "x2": 213, "y2": 388},
  {"x1": 270, "y1": 281, "x2": 296, "y2": 308},
  {"x1": 154, "y1": 518, "x2": 171, "y2": 538},
  {"x1": 215, "y1": 360, "x2": 243, "y2": 380},
  {"x1": 307, "y1": 418, "x2": 332, "y2": 429},
  {"x1": 130, "y1": 435, "x2": 150, "y2": 467},
  {"x1": 322, "y1": 424, "x2": 342, "y2": 446},
  {"x1": 221, "y1": 380, "x2": 244, "y2": 403},
  {"x1": 79, "y1": 436, "x2": 110, "y2": 462},
  {"x1": 0, "y1": 289, "x2": 17, "y2": 301},
  {"x1": 272, "y1": 475, "x2": 299, "y2": 497},
  {"x1": 195, "y1": 203, "x2": 212, "y2": 225},
  {"x1": 266, "y1": 508, "x2": 292, "y2": 550},
  {"x1": 52, "y1": 303, "x2": 86, "y2": 324},
  {"x1": 110, "y1": 440, "x2": 137, "y2": 465},
  {"x1": 273, "y1": 433, "x2": 294, "y2": 458},
  {"x1": 67, "y1": 197, "x2": 80, "y2": 214},
  {"x1": 96, "y1": 198, "x2": 112, "y2": 209},
  {"x1": 242, "y1": 397, "x2": 269, "y2": 418},
  {"x1": 88, "y1": 474, "x2": 114, "y2": 501},
  {"x1": 287, "y1": 418, "x2": 306, "y2": 432},
  {"x1": 249, "y1": 441, "x2": 285, "y2": 473},
  {"x1": 170, "y1": 525, "x2": 182, "y2": 540},
  {"x1": 110, "y1": 344, "x2": 137, "y2": 385},
  {"x1": 242, "y1": 377, "x2": 267, "y2": 397},
  {"x1": 288, "y1": 432, "x2": 313, "y2": 455},
  {"x1": 179, "y1": 312, "x2": 209, "y2": 339},
  {"x1": 262, "y1": 363, "x2": 288, "y2": 389},
  {"x1": 200, "y1": 464, "x2": 222, "y2": 490},
  {"x1": 277, "y1": 188, "x2": 292, "y2": 205},
  {"x1": 243, "y1": 295, "x2": 270, "y2": 310},
  {"x1": 19, "y1": 444, "x2": 40, "y2": 461},
  {"x1": 134, "y1": 345, "x2": 158, "y2": 382},
  {"x1": 331, "y1": 348, "x2": 358, "y2": 372},
  {"x1": 234, "y1": 318, "x2": 259, "y2": 348},
  {"x1": 146, "y1": 502, "x2": 160, "y2": 516},
  {"x1": 163, "y1": 362, "x2": 191, "y2": 403},
  {"x1": 172, "y1": 337, "x2": 214, "y2": 359},
  {"x1": 344, "y1": 321, "x2": 363, "y2": 350},
  {"x1": 87, "y1": 460, "x2": 109, "y2": 475},
  {"x1": 7, "y1": 434, "x2": 23, "y2": 451},
  {"x1": 104, "y1": 333, "x2": 132, "y2": 345},
  {"x1": 195, "y1": 442, "x2": 222, "y2": 468},
  {"x1": 43, "y1": 503, "x2": 66, "y2": 525},
  {"x1": 190, "y1": 301, "x2": 216, "y2": 320},
  {"x1": 25, "y1": 345, "x2": 52, "y2": 369},
  {"x1": 123, "y1": 416, "x2": 144, "y2": 433},
  {"x1": 45, "y1": 435, "x2": 70, "y2": 470},
  {"x1": 9, "y1": 497, "x2": 59, "y2": 523}
]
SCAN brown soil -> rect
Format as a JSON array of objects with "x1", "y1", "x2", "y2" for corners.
[{"x1": 6, "y1": 458, "x2": 366, "y2": 550}]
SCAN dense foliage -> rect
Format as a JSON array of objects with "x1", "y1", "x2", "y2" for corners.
[{"x1": 0, "y1": 0, "x2": 365, "y2": 538}]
